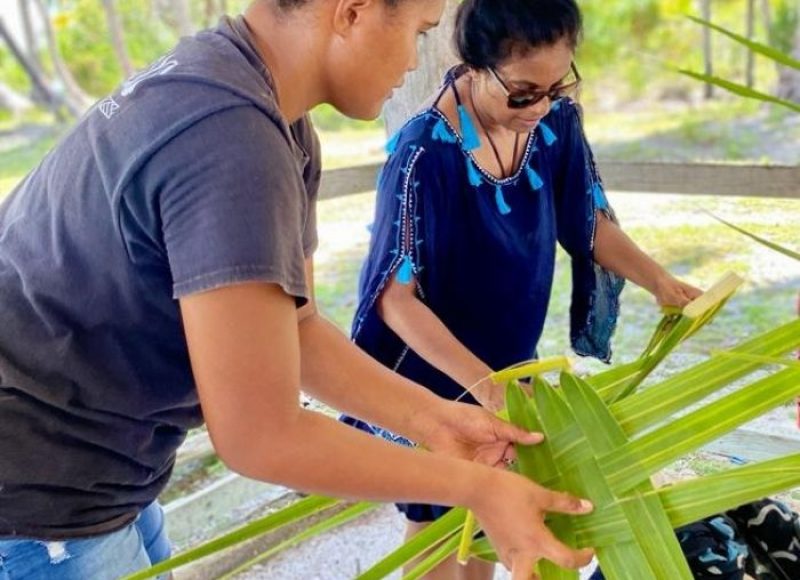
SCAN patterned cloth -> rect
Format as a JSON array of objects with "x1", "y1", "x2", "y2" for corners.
[
  {"x1": 589, "y1": 499, "x2": 800, "y2": 579},
  {"x1": 726, "y1": 499, "x2": 800, "y2": 579}
]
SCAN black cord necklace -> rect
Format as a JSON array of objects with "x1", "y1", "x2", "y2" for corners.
[{"x1": 470, "y1": 78, "x2": 520, "y2": 179}]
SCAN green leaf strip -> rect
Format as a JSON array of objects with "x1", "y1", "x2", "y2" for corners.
[{"x1": 123, "y1": 495, "x2": 342, "y2": 580}]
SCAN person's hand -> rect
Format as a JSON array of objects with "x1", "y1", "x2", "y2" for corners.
[
  {"x1": 469, "y1": 468, "x2": 595, "y2": 579},
  {"x1": 419, "y1": 399, "x2": 542, "y2": 467},
  {"x1": 472, "y1": 378, "x2": 506, "y2": 414},
  {"x1": 653, "y1": 273, "x2": 703, "y2": 308}
]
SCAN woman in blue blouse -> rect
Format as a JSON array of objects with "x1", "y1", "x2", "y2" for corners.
[{"x1": 343, "y1": 0, "x2": 702, "y2": 578}]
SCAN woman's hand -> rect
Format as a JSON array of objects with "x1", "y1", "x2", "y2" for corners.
[
  {"x1": 653, "y1": 273, "x2": 703, "y2": 308},
  {"x1": 472, "y1": 378, "x2": 507, "y2": 414},
  {"x1": 593, "y1": 216, "x2": 703, "y2": 310}
]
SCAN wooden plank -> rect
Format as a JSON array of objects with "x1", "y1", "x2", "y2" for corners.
[
  {"x1": 600, "y1": 162, "x2": 800, "y2": 199},
  {"x1": 318, "y1": 162, "x2": 800, "y2": 200},
  {"x1": 318, "y1": 163, "x2": 382, "y2": 201}
]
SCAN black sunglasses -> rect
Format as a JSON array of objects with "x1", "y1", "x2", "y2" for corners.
[{"x1": 488, "y1": 63, "x2": 581, "y2": 109}]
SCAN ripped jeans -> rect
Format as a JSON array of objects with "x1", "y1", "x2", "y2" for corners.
[{"x1": 0, "y1": 502, "x2": 171, "y2": 580}]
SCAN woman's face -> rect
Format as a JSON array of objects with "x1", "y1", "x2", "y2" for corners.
[
  {"x1": 474, "y1": 38, "x2": 576, "y2": 134},
  {"x1": 325, "y1": 0, "x2": 446, "y2": 120}
]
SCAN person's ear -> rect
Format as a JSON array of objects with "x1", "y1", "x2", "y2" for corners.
[{"x1": 331, "y1": 0, "x2": 377, "y2": 36}]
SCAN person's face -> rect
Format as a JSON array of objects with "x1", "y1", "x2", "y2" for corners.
[
  {"x1": 325, "y1": 0, "x2": 445, "y2": 120},
  {"x1": 475, "y1": 38, "x2": 576, "y2": 134}
]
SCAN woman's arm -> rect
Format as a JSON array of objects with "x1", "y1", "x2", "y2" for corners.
[
  {"x1": 296, "y1": 259, "x2": 500, "y2": 420},
  {"x1": 594, "y1": 213, "x2": 702, "y2": 307},
  {"x1": 376, "y1": 273, "x2": 505, "y2": 411}
]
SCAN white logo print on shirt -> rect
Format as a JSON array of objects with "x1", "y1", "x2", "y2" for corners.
[
  {"x1": 97, "y1": 97, "x2": 120, "y2": 119},
  {"x1": 120, "y1": 54, "x2": 180, "y2": 97}
]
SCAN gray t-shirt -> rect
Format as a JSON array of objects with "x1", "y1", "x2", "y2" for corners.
[{"x1": 0, "y1": 16, "x2": 320, "y2": 539}]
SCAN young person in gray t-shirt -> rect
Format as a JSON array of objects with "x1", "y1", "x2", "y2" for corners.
[{"x1": 0, "y1": 1, "x2": 595, "y2": 578}]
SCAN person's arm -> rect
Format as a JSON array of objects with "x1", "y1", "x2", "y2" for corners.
[
  {"x1": 376, "y1": 273, "x2": 504, "y2": 411},
  {"x1": 180, "y1": 281, "x2": 593, "y2": 577},
  {"x1": 297, "y1": 258, "x2": 503, "y2": 439},
  {"x1": 593, "y1": 213, "x2": 702, "y2": 307},
  {"x1": 548, "y1": 101, "x2": 700, "y2": 313}
]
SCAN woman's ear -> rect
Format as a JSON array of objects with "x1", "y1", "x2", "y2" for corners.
[{"x1": 331, "y1": 0, "x2": 377, "y2": 35}]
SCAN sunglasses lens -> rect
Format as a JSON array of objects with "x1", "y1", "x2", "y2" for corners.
[{"x1": 508, "y1": 94, "x2": 541, "y2": 109}]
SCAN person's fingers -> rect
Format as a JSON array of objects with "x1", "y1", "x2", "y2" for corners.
[
  {"x1": 492, "y1": 417, "x2": 545, "y2": 445},
  {"x1": 539, "y1": 488, "x2": 594, "y2": 515},
  {"x1": 537, "y1": 524, "x2": 595, "y2": 570},
  {"x1": 510, "y1": 550, "x2": 537, "y2": 580},
  {"x1": 685, "y1": 284, "x2": 703, "y2": 300},
  {"x1": 472, "y1": 443, "x2": 510, "y2": 467}
]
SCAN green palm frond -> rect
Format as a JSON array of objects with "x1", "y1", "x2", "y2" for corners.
[
  {"x1": 676, "y1": 69, "x2": 800, "y2": 113},
  {"x1": 680, "y1": 15, "x2": 800, "y2": 113},
  {"x1": 123, "y1": 495, "x2": 352, "y2": 580},
  {"x1": 708, "y1": 213, "x2": 800, "y2": 261},
  {"x1": 404, "y1": 275, "x2": 800, "y2": 579},
  {"x1": 687, "y1": 15, "x2": 800, "y2": 70},
  {"x1": 588, "y1": 272, "x2": 744, "y2": 403}
]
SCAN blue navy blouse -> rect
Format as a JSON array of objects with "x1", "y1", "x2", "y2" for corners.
[{"x1": 346, "y1": 75, "x2": 624, "y2": 446}]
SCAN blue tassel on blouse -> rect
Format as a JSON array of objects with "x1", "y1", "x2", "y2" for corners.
[
  {"x1": 466, "y1": 159, "x2": 483, "y2": 187},
  {"x1": 431, "y1": 118, "x2": 457, "y2": 143},
  {"x1": 458, "y1": 105, "x2": 481, "y2": 151},
  {"x1": 385, "y1": 131, "x2": 401, "y2": 155},
  {"x1": 495, "y1": 185, "x2": 512, "y2": 215},
  {"x1": 539, "y1": 121, "x2": 557, "y2": 146},
  {"x1": 396, "y1": 255, "x2": 414, "y2": 284},
  {"x1": 526, "y1": 165, "x2": 544, "y2": 190},
  {"x1": 592, "y1": 182, "x2": 608, "y2": 210}
]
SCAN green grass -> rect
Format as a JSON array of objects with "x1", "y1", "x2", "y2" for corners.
[
  {"x1": 585, "y1": 99, "x2": 800, "y2": 164},
  {"x1": 317, "y1": 128, "x2": 386, "y2": 170}
]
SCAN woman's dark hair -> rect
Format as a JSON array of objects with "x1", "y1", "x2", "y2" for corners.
[{"x1": 455, "y1": 0, "x2": 583, "y2": 69}]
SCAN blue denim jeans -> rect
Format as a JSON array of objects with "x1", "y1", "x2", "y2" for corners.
[{"x1": 0, "y1": 502, "x2": 171, "y2": 580}]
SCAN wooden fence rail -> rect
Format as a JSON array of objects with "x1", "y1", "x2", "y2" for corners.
[{"x1": 319, "y1": 161, "x2": 800, "y2": 201}]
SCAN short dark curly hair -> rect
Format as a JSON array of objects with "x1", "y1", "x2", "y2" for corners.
[
  {"x1": 455, "y1": 0, "x2": 583, "y2": 69},
  {"x1": 276, "y1": 0, "x2": 401, "y2": 9}
]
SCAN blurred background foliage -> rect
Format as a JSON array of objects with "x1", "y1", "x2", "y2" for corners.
[{"x1": 1, "y1": 0, "x2": 798, "y2": 129}]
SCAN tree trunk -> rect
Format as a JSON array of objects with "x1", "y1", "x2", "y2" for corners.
[
  {"x1": 761, "y1": 0, "x2": 772, "y2": 41},
  {"x1": 101, "y1": 0, "x2": 134, "y2": 78},
  {"x1": 701, "y1": 0, "x2": 714, "y2": 99},
  {"x1": 204, "y1": 0, "x2": 217, "y2": 27},
  {"x1": 30, "y1": 0, "x2": 92, "y2": 111},
  {"x1": 172, "y1": 0, "x2": 194, "y2": 37},
  {"x1": 746, "y1": 0, "x2": 756, "y2": 88},
  {"x1": 776, "y1": 19, "x2": 800, "y2": 103},
  {"x1": 0, "y1": 17, "x2": 68, "y2": 119},
  {"x1": 17, "y1": 0, "x2": 40, "y2": 68},
  {"x1": 383, "y1": 0, "x2": 459, "y2": 135}
]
